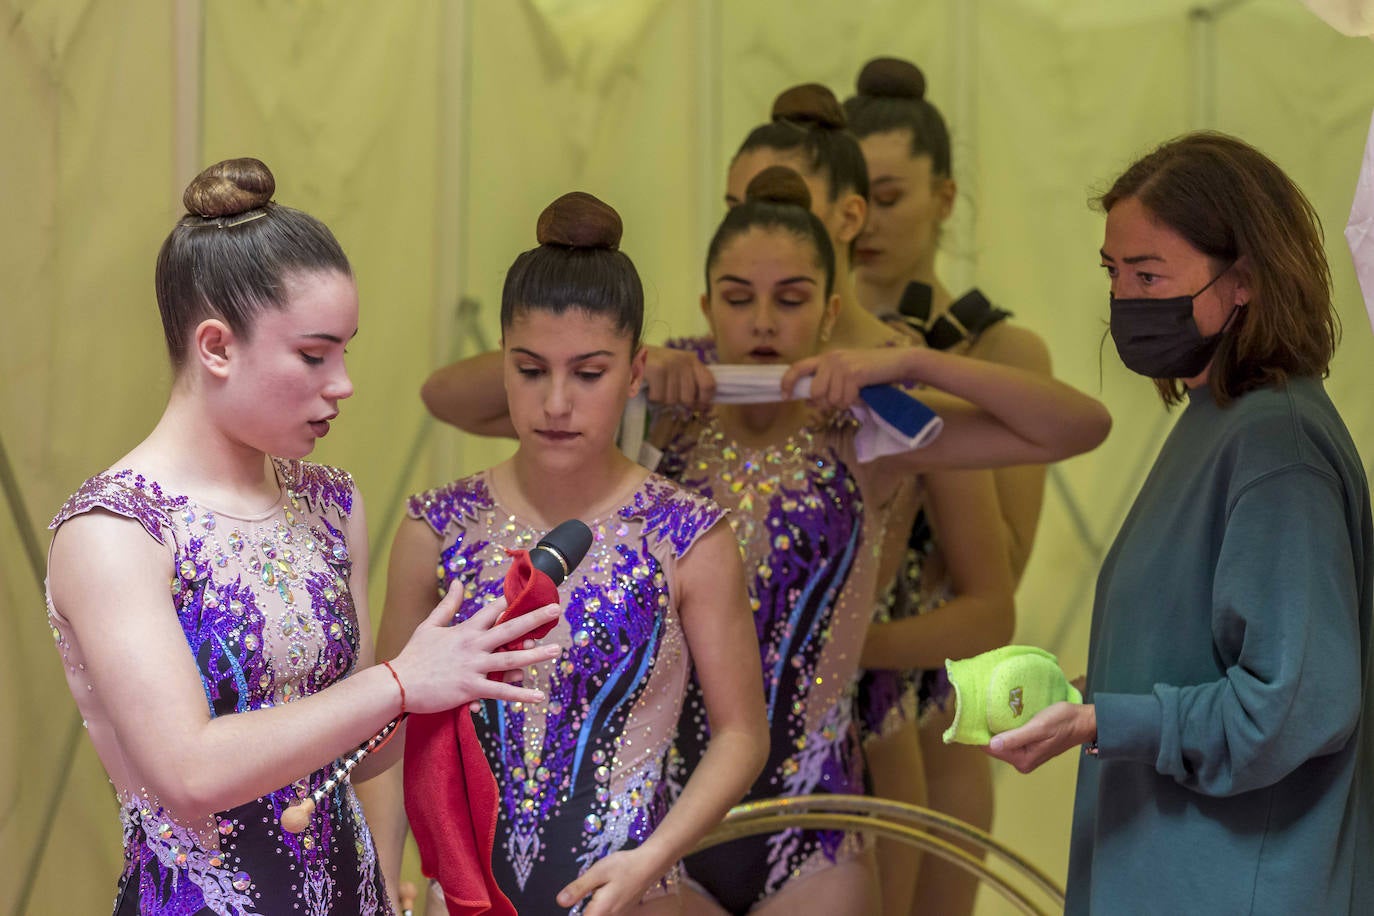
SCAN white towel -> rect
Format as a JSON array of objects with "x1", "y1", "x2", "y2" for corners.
[{"x1": 619, "y1": 363, "x2": 943, "y2": 467}]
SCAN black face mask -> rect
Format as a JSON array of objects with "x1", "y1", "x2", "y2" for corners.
[{"x1": 1109, "y1": 270, "x2": 1240, "y2": 379}]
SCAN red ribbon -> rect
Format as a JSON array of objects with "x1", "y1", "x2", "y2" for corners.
[{"x1": 403, "y1": 548, "x2": 560, "y2": 915}]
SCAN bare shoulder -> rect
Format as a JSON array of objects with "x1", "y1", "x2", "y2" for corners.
[
  {"x1": 674, "y1": 520, "x2": 745, "y2": 601},
  {"x1": 972, "y1": 321, "x2": 1052, "y2": 374},
  {"x1": 849, "y1": 315, "x2": 914, "y2": 351},
  {"x1": 51, "y1": 506, "x2": 167, "y2": 562},
  {"x1": 390, "y1": 511, "x2": 441, "y2": 558},
  {"x1": 821, "y1": 302, "x2": 915, "y2": 351},
  {"x1": 385, "y1": 514, "x2": 444, "y2": 591},
  {"x1": 48, "y1": 509, "x2": 172, "y2": 620}
]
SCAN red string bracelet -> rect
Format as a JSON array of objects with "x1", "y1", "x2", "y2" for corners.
[{"x1": 382, "y1": 660, "x2": 407, "y2": 716}]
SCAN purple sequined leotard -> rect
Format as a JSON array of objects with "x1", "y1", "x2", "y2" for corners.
[
  {"x1": 406, "y1": 470, "x2": 724, "y2": 916},
  {"x1": 46, "y1": 460, "x2": 390, "y2": 916},
  {"x1": 656, "y1": 406, "x2": 899, "y2": 914}
]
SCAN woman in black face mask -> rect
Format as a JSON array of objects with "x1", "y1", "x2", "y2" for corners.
[{"x1": 986, "y1": 132, "x2": 1374, "y2": 916}]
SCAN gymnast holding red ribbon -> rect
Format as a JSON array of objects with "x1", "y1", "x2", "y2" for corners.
[{"x1": 359, "y1": 191, "x2": 768, "y2": 916}]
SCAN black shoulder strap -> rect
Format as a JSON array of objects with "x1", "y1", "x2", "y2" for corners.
[{"x1": 892, "y1": 282, "x2": 1012, "y2": 351}]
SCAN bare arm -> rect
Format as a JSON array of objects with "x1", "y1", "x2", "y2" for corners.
[
  {"x1": 972, "y1": 323, "x2": 1054, "y2": 582},
  {"x1": 633, "y1": 522, "x2": 769, "y2": 862},
  {"x1": 422, "y1": 345, "x2": 718, "y2": 437},
  {"x1": 421, "y1": 350, "x2": 515, "y2": 437},
  {"x1": 784, "y1": 345, "x2": 1111, "y2": 472},
  {"x1": 47, "y1": 507, "x2": 559, "y2": 824},
  {"x1": 861, "y1": 469, "x2": 1015, "y2": 670},
  {"x1": 990, "y1": 464, "x2": 1046, "y2": 584},
  {"x1": 557, "y1": 521, "x2": 768, "y2": 915}
]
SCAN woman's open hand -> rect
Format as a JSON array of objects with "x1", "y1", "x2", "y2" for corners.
[{"x1": 984, "y1": 701, "x2": 1097, "y2": 774}]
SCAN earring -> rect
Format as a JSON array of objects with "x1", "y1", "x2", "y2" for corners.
[{"x1": 820, "y1": 326, "x2": 832, "y2": 343}]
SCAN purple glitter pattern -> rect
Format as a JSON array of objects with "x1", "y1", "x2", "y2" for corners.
[
  {"x1": 51, "y1": 471, "x2": 183, "y2": 544},
  {"x1": 407, "y1": 472, "x2": 722, "y2": 911},
  {"x1": 659, "y1": 410, "x2": 876, "y2": 907},
  {"x1": 626, "y1": 476, "x2": 724, "y2": 556},
  {"x1": 284, "y1": 458, "x2": 355, "y2": 517},
  {"x1": 48, "y1": 463, "x2": 390, "y2": 916},
  {"x1": 409, "y1": 473, "x2": 495, "y2": 537}
]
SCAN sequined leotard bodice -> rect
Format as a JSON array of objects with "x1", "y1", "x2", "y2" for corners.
[
  {"x1": 407, "y1": 470, "x2": 724, "y2": 915},
  {"x1": 656, "y1": 409, "x2": 895, "y2": 912},
  {"x1": 46, "y1": 460, "x2": 389, "y2": 916}
]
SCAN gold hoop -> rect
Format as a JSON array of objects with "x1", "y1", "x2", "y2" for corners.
[{"x1": 693, "y1": 795, "x2": 1065, "y2": 916}]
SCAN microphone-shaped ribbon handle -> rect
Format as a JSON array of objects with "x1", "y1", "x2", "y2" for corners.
[{"x1": 491, "y1": 519, "x2": 592, "y2": 663}]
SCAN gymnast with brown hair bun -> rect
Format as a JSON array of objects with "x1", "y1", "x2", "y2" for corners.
[
  {"x1": 366, "y1": 191, "x2": 767, "y2": 916},
  {"x1": 663, "y1": 82, "x2": 902, "y2": 371},
  {"x1": 43, "y1": 157, "x2": 560, "y2": 915},
  {"x1": 842, "y1": 56, "x2": 1056, "y2": 916},
  {"x1": 636, "y1": 77, "x2": 1018, "y2": 916},
  {"x1": 652, "y1": 165, "x2": 1107, "y2": 916},
  {"x1": 846, "y1": 55, "x2": 1054, "y2": 584}
]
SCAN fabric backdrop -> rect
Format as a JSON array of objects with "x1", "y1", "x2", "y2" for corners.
[{"x1": 3, "y1": 1, "x2": 1372, "y2": 911}]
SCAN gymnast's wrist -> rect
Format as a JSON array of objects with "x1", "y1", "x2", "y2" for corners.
[
  {"x1": 629, "y1": 829, "x2": 682, "y2": 879},
  {"x1": 361, "y1": 660, "x2": 408, "y2": 723},
  {"x1": 895, "y1": 345, "x2": 929, "y2": 385},
  {"x1": 382, "y1": 660, "x2": 407, "y2": 716}
]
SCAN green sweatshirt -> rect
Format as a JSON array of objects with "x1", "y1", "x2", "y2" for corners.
[{"x1": 1067, "y1": 377, "x2": 1373, "y2": 915}]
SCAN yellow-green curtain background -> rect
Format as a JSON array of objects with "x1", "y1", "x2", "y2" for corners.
[{"x1": 3, "y1": 1, "x2": 1372, "y2": 912}]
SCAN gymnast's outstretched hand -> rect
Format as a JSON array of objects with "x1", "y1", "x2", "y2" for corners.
[{"x1": 984, "y1": 701, "x2": 1097, "y2": 774}]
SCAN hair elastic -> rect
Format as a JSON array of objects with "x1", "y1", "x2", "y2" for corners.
[
  {"x1": 186, "y1": 209, "x2": 269, "y2": 229},
  {"x1": 383, "y1": 660, "x2": 407, "y2": 715}
]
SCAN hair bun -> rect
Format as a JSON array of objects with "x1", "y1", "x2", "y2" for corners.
[
  {"x1": 856, "y1": 57, "x2": 926, "y2": 101},
  {"x1": 536, "y1": 192, "x2": 622, "y2": 250},
  {"x1": 745, "y1": 165, "x2": 813, "y2": 211},
  {"x1": 771, "y1": 83, "x2": 847, "y2": 130},
  {"x1": 183, "y1": 158, "x2": 275, "y2": 218}
]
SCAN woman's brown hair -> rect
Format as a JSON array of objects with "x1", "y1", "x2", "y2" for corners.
[{"x1": 1098, "y1": 132, "x2": 1338, "y2": 407}]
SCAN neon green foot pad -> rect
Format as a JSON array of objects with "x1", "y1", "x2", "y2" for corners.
[{"x1": 942, "y1": 645, "x2": 1082, "y2": 746}]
